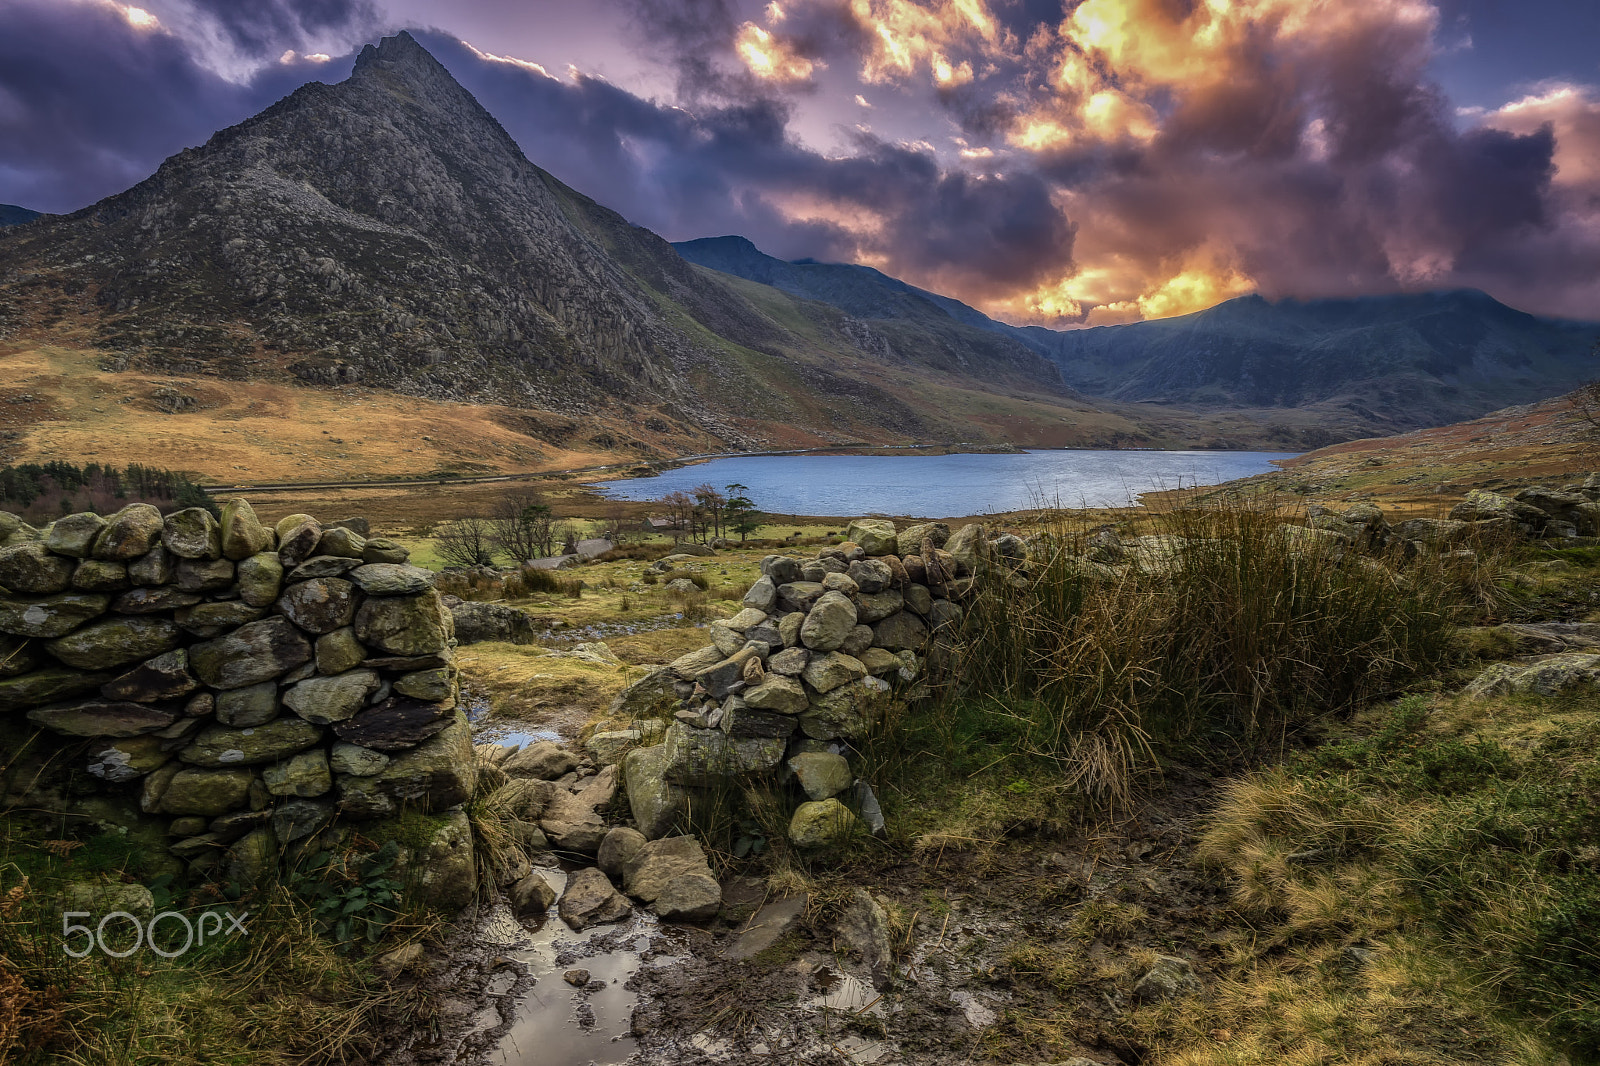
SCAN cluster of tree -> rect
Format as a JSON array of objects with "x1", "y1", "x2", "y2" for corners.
[
  {"x1": 0, "y1": 461, "x2": 218, "y2": 520},
  {"x1": 433, "y1": 490, "x2": 580, "y2": 568},
  {"x1": 659, "y1": 482, "x2": 762, "y2": 543}
]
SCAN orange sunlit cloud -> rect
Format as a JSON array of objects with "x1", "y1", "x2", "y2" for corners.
[{"x1": 736, "y1": 22, "x2": 817, "y2": 82}]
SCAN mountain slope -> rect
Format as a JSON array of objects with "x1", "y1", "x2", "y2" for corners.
[
  {"x1": 676, "y1": 235, "x2": 1597, "y2": 433},
  {"x1": 0, "y1": 206, "x2": 39, "y2": 228},
  {"x1": 0, "y1": 33, "x2": 1076, "y2": 452},
  {"x1": 1018, "y1": 291, "x2": 1599, "y2": 429}
]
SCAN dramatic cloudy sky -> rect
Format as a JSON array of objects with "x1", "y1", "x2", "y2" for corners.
[{"x1": 2, "y1": 0, "x2": 1597, "y2": 325}]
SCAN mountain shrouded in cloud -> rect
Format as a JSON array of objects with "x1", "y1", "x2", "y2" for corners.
[{"x1": 1, "y1": 0, "x2": 1596, "y2": 325}]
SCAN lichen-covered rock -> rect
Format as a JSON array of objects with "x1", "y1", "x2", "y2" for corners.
[
  {"x1": 282, "y1": 668, "x2": 381, "y2": 724},
  {"x1": 126, "y1": 545, "x2": 172, "y2": 586},
  {"x1": 110, "y1": 587, "x2": 201, "y2": 615},
  {"x1": 44, "y1": 616, "x2": 182, "y2": 669},
  {"x1": 800, "y1": 590, "x2": 857, "y2": 652},
  {"x1": 0, "y1": 634, "x2": 40, "y2": 677},
  {"x1": 606, "y1": 666, "x2": 677, "y2": 718},
  {"x1": 355, "y1": 591, "x2": 451, "y2": 655},
  {"x1": 215, "y1": 680, "x2": 279, "y2": 727},
  {"x1": 789, "y1": 798, "x2": 858, "y2": 847},
  {"x1": 236, "y1": 552, "x2": 284, "y2": 607},
  {"x1": 799, "y1": 680, "x2": 883, "y2": 740},
  {"x1": 845, "y1": 519, "x2": 898, "y2": 556},
  {"x1": 162, "y1": 508, "x2": 223, "y2": 559},
  {"x1": 502, "y1": 740, "x2": 578, "y2": 779},
  {"x1": 1392, "y1": 518, "x2": 1468, "y2": 545},
  {"x1": 1132, "y1": 955, "x2": 1203, "y2": 1002},
  {"x1": 598, "y1": 826, "x2": 648, "y2": 876},
  {"x1": 83, "y1": 736, "x2": 169, "y2": 782},
  {"x1": 0, "y1": 667, "x2": 114, "y2": 707},
  {"x1": 179, "y1": 717, "x2": 323, "y2": 766},
  {"x1": 329, "y1": 741, "x2": 389, "y2": 777},
  {"x1": 802, "y1": 651, "x2": 868, "y2": 694},
  {"x1": 46, "y1": 513, "x2": 107, "y2": 558},
  {"x1": 29, "y1": 698, "x2": 178, "y2": 736},
  {"x1": 288, "y1": 556, "x2": 363, "y2": 582},
  {"x1": 0, "y1": 591, "x2": 110, "y2": 638},
  {"x1": 895, "y1": 521, "x2": 950, "y2": 556},
  {"x1": 871, "y1": 610, "x2": 929, "y2": 653},
  {"x1": 622, "y1": 743, "x2": 685, "y2": 840},
  {"x1": 311, "y1": 627, "x2": 364, "y2": 675},
  {"x1": 100, "y1": 649, "x2": 197, "y2": 703},
  {"x1": 219, "y1": 499, "x2": 272, "y2": 561},
  {"x1": 776, "y1": 581, "x2": 826, "y2": 614},
  {"x1": 742, "y1": 674, "x2": 809, "y2": 714},
  {"x1": 189, "y1": 617, "x2": 313, "y2": 689},
  {"x1": 767, "y1": 647, "x2": 809, "y2": 676},
  {"x1": 789, "y1": 751, "x2": 853, "y2": 800},
  {"x1": 362, "y1": 537, "x2": 410, "y2": 564},
  {"x1": 277, "y1": 518, "x2": 323, "y2": 568},
  {"x1": 394, "y1": 667, "x2": 454, "y2": 701},
  {"x1": 317, "y1": 527, "x2": 366, "y2": 559},
  {"x1": 409, "y1": 810, "x2": 476, "y2": 911},
  {"x1": 158, "y1": 767, "x2": 255, "y2": 815},
  {"x1": 179, "y1": 601, "x2": 268, "y2": 632},
  {"x1": 278, "y1": 577, "x2": 356, "y2": 635},
  {"x1": 263, "y1": 748, "x2": 333, "y2": 797},
  {"x1": 174, "y1": 557, "x2": 234, "y2": 592},
  {"x1": 1464, "y1": 652, "x2": 1600, "y2": 698},
  {"x1": 661, "y1": 722, "x2": 786, "y2": 784},
  {"x1": 92, "y1": 504, "x2": 164, "y2": 561},
  {"x1": 448, "y1": 600, "x2": 536, "y2": 644},
  {"x1": 334, "y1": 712, "x2": 476, "y2": 818},
  {"x1": 0, "y1": 543, "x2": 75, "y2": 594},
  {"x1": 349, "y1": 563, "x2": 433, "y2": 595},
  {"x1": 68, "y1": 559, "x2": 128, "y2": 592}
]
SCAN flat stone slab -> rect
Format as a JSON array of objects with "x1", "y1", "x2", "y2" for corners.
[
  {"x1": 723, "y1": 894, "x2": 809, "y2": 960},
  {"x1": 333, "y1": 696, "x2": 453, "y2": 751}
]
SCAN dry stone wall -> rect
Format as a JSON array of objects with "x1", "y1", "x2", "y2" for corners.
[{"x1": 0, "y1": 499, "x2": 477, "y2": 903}]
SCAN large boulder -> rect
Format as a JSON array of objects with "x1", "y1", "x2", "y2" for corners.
[
  {"x1": 661, "y1": 722, "x2": 786, "y2": 783},
  {"x1": 845, "y1": 519, "x2": 898, "y2": 557},
  {"x1": 789, "y1": 798, "x2": 859, "y2": 847},
  {"x1": 158, "y1": 767, "x2": 255, "y2": 816},
  {"x1": 408, "y1": 810, "x2": 476, "y2": 911},
  {"x1": 46, "y1": 513, "x2": 107, "y2": 558},
  {"x1": 618, "y1": 835, "x2": 721, "y2": 922},
  {"x1": 219, "y1": 499, "x2": 272, "y2": 561},
  {"x1": 44, "y1": 616, "x2": 182, "y2": 669},
  {"x1": 0, "y1": 591, "x2": 110, "y2": 638},
  {"x1": 283, "y1": 669, "x2": 381, "y2": 725},
  {"x1": 449, "y1": 600, "x2": 537, "y2": 644},
  {"x1": 189, "y1": 618, "x2": 313, "y2": 689},
  {"x1": 162, "y1": 508, "x2": 222, "y2": 559},
  {"x1": 278, "y1": 577, "x2": 357, "y2": 635}
]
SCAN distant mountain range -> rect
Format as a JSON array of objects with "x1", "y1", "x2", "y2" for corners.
[
  {"x1": 676, "y1": 237, "x2": 1599, "y2": 433},
  {"x1": 0, "y1": 205, "x2": 39, "y2": 227}
]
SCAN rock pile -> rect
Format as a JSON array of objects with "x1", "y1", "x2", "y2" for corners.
[
  {"x1": 1, "y1": 499, "x2": 477, "y2": 904},
  {"x1": 605, "y1": 518, "x2": 1017, "y2": 849}
]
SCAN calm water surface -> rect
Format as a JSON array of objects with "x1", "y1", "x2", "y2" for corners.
[{"x1": 592, "y1": 449, "x2": 1298, "y2": 517}]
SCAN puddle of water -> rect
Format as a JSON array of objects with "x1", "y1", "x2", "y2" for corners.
[
  {"x1": 809, "y1": 967, "x2": 882, "y2": 1014},
  {"x1": 493, "y1": 871, "x2": 659, "y2": 1066},
  {"x1": 480, "y1": 726, "x2": 563, "y2": 749}
]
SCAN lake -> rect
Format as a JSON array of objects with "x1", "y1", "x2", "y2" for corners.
[{"x1": 590, "y1": 449, "x2": 1299, "y2": 517}]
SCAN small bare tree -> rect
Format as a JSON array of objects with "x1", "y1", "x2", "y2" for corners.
[
  {"x1": 434, "y1": 516, "x2": 499, "y2": 568},
  {"x1": 490, "y1": 490, "x2": 557, "y2": 561},
  {"x1": 1570, "y1": 338, "x2": 1600, "y2": 461}
]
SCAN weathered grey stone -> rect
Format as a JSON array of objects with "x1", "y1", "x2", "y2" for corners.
[
  {"x1": 606, "y1": 666, "x2": 678, "y2": 718},
  {"x1": 661, "y1": 722, "x2": 785, "y2": 783},
  {"x1": 277, "y1": 577, "x2": 356, "y2": 635},
  {"x1": 799, "y1": 681, "x2": 882, "y2": 740},
  {"x1": 742, "y1": 674, "x2": 809, "y2": 714},
  {"x1": 333, "y1": 696, "x2": 452, "y2": 751},
  {"x1": 100, "y1": 649, "x2": 197, "y2": 703},
  {"x1": 287, "y1": 556, "x2": 363, "y2": 582},
  {"x1": 778, "y1": 611, "x2": 805, "y2": 647},
  {"x1": 406, "y1": 810, "x2": 477, "y2": 911},
  {"x1": 708, "y1": 622, "x2": 743, "y2": 657},
  {"x1": 174, "y1": 557, "x2": 234, "y2": 592},
  {"x1": 777, "y1": 581, "x2": 826, "y2": 614},
  {"x1": 1464, "y1": 652, "x2": 1600, "y2": 698},
  {"x1": 895, "y1": 522, "x2": 950, "y2": 556},
  {"x1": 394, "y1": 667, "x2": 454, "y2": 702},
  {"x1": 789, "y1": 798, "x2": 858, "y2": 847},
  {"x1": 44, "y1": 616, "x2": 181, "y2": 669},
  {"x1": 846, "y1": 558, "x2": 893, "y2": 593},
  {"x1": 598, "y1": 827, "x2": 648, "y2": 876},
  {"x1": 855, "y1": 589, "x2": 904, "y2": 625},
  {"x1": 802, "y1": 651, "x2": 868, "y2": 694},
  {"x1": 47, "y1": 512, "x2": 107, "y2": 558},
  {"x1": 180, "y1": 717, "x2": 323, "y2": 767},
  {"x1": 509, "y1": 871, "x2": 559, "y2": 916},
  {"x1": 800, "y1": 591, "x2": 857, "y2": 652},
  {"x1": 621, "y1": 743, "x2": 684, "y2": 840},
  {"x1": 69, "y1": 559, "x2": 128, "y2": 592},
  {"x1": 219, "y1": 499, "x2": 271, "y2": 561},
  {"x1": 312, "y1": 627, "x2": 364, "y2": 675},
  {"x1": 871, "y1": 610, "x2": 929, "y2": 653},
  {"x1": 741, "y1": 575, "x2": 778, "y2": 612},
  {"x1": 928, "y1": 599, "x2": 963, "y2": 634},
  {"x1": 92, "y1": 504, "x2": 164, "y2": 561},
  {"x1": 585, "y1": 729, "x2": 643, "y2": 766},
  {"x1": 283, "y1": 668, "x2": 380, "y2": 725},
  {"x1": 156, "y1": 767, "x2": 255, "y2": 816},
  {"x1": 329, "y1": 741, "x2": 389, "y2": 777},
  {"x1": 697, "y1": 646, "x2": 759, "y2": 700},
  {"x1": 840, "y1": 623, "x2": 874, "y2": 657},
  {"x1": 559, "y1": 867, "x2": 631, "y2": 931},
  {"x1": 180, "y1": 602, "x2": 268, "y2": 633},
  {"x1": 539, "y1": 789, "x2": 609, "y2": 853},
  {"x1": 215, "y1": 680, "x2": 279, "y2": 727},
  {"x1": 767, "y1": 647, "x2": 809, "y2": 676},
  {"x1": 84, "y1": 735, "x2": 168, "y2": 781},
  {"x1": 720, "y1": 699, "x2": 798, "y2": 739},
  {"x1": 943, "y1": 523, "x2": 989, "y2": 575},
  {"x1": 1392, "y1": 518, "x2": 1469, "y2": 546},
  {"x1": 263, "y1": 748, "x2": 333, "y2": 797},
  {"x1": 619, "y1": 835, "x2": 721, "y2": 921},
  {"x1": 126, "y1": 545, "x2": 173, "y2": 586},
  {"x1": 189, "y1": 618, "x2": 312, "y2": 689},
  {"x1": 274, "y1": 514, "x2": 315, "y2": 539},
  {"x1": 3, "y1": 668, "x2": 115, "y2": 708},
  {"x1": 277, "y1": 518, "x2": 322, "y2": 569},
  {"x1": 821, "y1": 572, "x2": 858, "y2": 595},
  {"x1": 64, "y1": 881, "x2": 157, "y2": 924},
  {"x1": 1132, "y1": 955, "x2": 1203, "y2": 1002},
  {"x1": 162, "y1": 508, "x2": 222, "y2": 559},
  {"x1": 789, "y1": 752, "x2": 853, "y2": 800},
  {"x1": 111, "y1": 587, "x2": 200, "y2": 615},
  {"x1": 272, "y1": 798, "x2": 333, "y2": 843},
  {"x1": 346, "y1": 563, "x2": 432, "y2": 596},
  {"x1": 0, "y1": 591, "x2": 110, "y2": 637},
  {"x1": 503, "y1": 740, "x2": 578, "y2": 779},
  {"x1": 845, "y1": 519, "x2": 898, "y2": 556},
  {"x1": 362, "y1": 537, "x2": 410, "y2": 564},
  {"x1": 334, "y1": 713, "x2": 474, "y2": 818},
  {"x1": 0, "y1": 543, "x2": 74, "y2": 594},
  {"x1": 317, "y1": 527, "x2": 366, "y2": 559},
  {"x1": 857, "y1": 648, "x2": 902, "y2": 676},
  {"x1": 354, "y1": 592, "x2": 451, "y2": 655}
]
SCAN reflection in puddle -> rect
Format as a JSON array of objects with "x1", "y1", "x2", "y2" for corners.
[
  {"x1": 494, "y1": 875, "x2": 662, "y2": 1066},
  {"x1": 484, "y1": 727, "x2": 563, "y2": 749}
]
